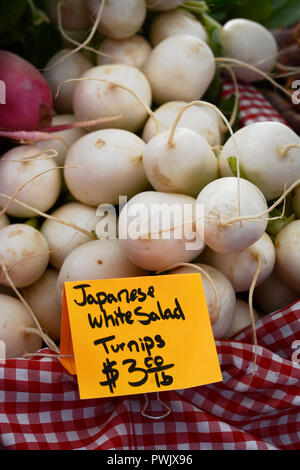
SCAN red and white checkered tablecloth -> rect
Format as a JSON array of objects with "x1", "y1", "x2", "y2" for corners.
[
  {"x1": 221, "y1": 80, "x2": 287, "y2": 127},
  {"x1": 0, "y1": 82, "x2": 299, "y2": 451},
  {"x1": 0, "y1": 301, "x2": 299, "y2": 450}
]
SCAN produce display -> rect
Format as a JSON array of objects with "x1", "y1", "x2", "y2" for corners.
[{"x1": 0, "y1": 0, "x2": 299, "y2": 366}]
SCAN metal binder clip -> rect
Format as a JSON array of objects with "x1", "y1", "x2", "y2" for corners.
[{"x1": 141, "y1": 392, "x2": 171, "y2": 420}]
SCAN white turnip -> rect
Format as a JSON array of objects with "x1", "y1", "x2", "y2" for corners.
[
  {"x1": 0, "y1": 145, "x2": 61, "y2": 218},
  {"x1": 35, "y1": 114, "x2": 86, "y2": 166},
  {"x1": 24, "y1": 269, "x2": 62, "y2": 342},
  {"x1": 64, "y1": 128, "x2": 148, "y2": 206},
  {"x1": 168, "y1": 263, "x2": 236, "y2": 339},
  {"x1": 142, "y1": 100, "x2": 223, "y2": 146},
  {"x1": 219, "y1": 122, "x2": 300, "y2": 201},
  {"x1": 41, "y1": 202, "x2": 98, "y2": 270},
  {"x1": 0, "y1": 294, "x2": 42, "y2": 358},
  {"x1": 254, "y1": 269, "x2": 299, "y2": 314},
  {"x1": 150, "y1": 9, "x2": 208, "y2": 46},
  {"x1": 220, "y1": 19, "x2": 278, "y2": 83},
  {"x1": 44, "y1": 49, "x2": 92, "y2": 114},
  {"x1": 143, "y1": 34, "x2": 215, "y2": 104},
  {"x1": 45, "y1": 0, "x2": 90, "y2": 31},
  {"x1": 196, "y1": 177, "x2": 269, "y2": 254},
  {"x1": 97, "y1": 36, "x2": 152, "y2": 69},
  {"x1": 143, "y1": 127, "x2": 218, "y2": 197},
  {"x1": 87, "y1": 0, "x2": 147, "y2": 39},
  {"x1": 118, "y1": 191, "x2": 205, "y2": 271},
  {"x1": 0, "y1": 224, "x2": 49, "y2": 288},
  {"x1": 275, "y1": 220, "x2": 300, "y2": 292},
  {"x1": 146, "y1": 0, "x2": 183, "y2": 11},
  {"x1": 72, "y1": 64, "x2": 152, "y2": 132},
  {"x1": 225, "y1": 299, "x2": 259, "y2": 339},
  {"x1": 200, "y1": 233, "x2": 276, "y2": 293},
  {"x1": 57, "y1": 238, "x2": 147, "y2": 297}
]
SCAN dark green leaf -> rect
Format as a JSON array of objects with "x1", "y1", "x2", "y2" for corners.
[
  {"x1": 0, "y1": 0, "x2": 28, "y2": 34},
  {"x1": 264, "y1": 0, "x2": 300, "y2": 29},
  {"x1": 267, "y1": 213, "x2": 295, "y2": 239},
  {"x1": 227, "y1": 157, "x2": 249, "y2": 179},
  {"x1": 16, "y1": 22, "x2": 62, "y2": 68}
]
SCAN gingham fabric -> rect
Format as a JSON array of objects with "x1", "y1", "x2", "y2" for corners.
[
  {"x1": 221, "y1": 79, "x2": 287, "y2": 126},
  {"x1": 0, "y1": 83, "x2": 299, "y2": 450},
  {"x1": 0, "y1": 301, "x2": 299, "y2": 450}
]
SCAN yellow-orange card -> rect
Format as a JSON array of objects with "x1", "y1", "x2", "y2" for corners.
[{"x1": 60, "y1": 274, "x2": 222, "y2": 400}]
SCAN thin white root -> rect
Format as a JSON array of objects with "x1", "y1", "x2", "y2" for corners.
[
  {"x1": 215, "y1": 57, "x2": 292, "y2": 99},
  {"x1": 56, "y1": 77, "x2": 167, "y2": 130},
  {"x1": 155, "y1": 262, "x2": 220, "y2": 325},
  {"x1": 167, "y1": 99, "x2": 242, "y2": 222},
  {"x1": 23, "y1": 352, "x2": 74, "y2": 358},
  {"x1": 0, "y1": 193, "x2": 96, "y2": 240},
  {"x1": 218, "y1": 63, "x2": 240, "y2": 129},
  {"x1": 0, "y1": 165, "x2": 79, "y2": 219},
  {"x1": 222, "y1": 178, "x2": 300, "y2": 225},
  {"x1": 43, "y1": 0, "x2": 106, "y2": 71},
  {"x1": 57, "y1": 1, "x2": 126, "y2": 64},
  {"x1": 0, "y1": 260, "x2": 59, "y2": 354},
  {"x1": 247, "y1": 255, "x2": 262, "y2": 377}
]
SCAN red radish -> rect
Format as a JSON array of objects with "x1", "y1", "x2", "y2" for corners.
[{"x1": 0, "y1": 51, "x2": 53, "y2": 131}]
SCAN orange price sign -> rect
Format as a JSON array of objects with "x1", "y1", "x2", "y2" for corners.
[{"x1": 60, "y1": 274, "x2": 222, "y2": 400}]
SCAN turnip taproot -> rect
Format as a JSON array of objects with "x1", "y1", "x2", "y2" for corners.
[
  {"x1": 196, "y1": 177, "x2": 269, "y2": 254},
  {"x1": 64, "y1": 128, "x2": 148, "y2": 207},
  {"x1": 87, "y1": 0, "x2": 147, "y2": 39},
  {"x1": 97, "y1": 36, "x2": 152, "y2": 69},
  {"x1": 219, "y1": 122, "x2": 300, "y2": 201},
  {"x1": 143, "y1": 127, "x2": 218, "y2": 197},
  {"x1": 220, "y1": 19, "x2": 278, "y2": 83},
  {"x1": 0, "y1": 51, "x2": 53, "y2": 131},
  {"x1": 41, "y1": 202, "x2": 98, "y2": 270},
  {"x1": 254, "y1": 269, "x2": 299, "y2": 314},
  {"x1": 0, "y1": 294, "x2": 42, "y2": 358},
  {"x1": 167, "y1": 263, "x2": 236, "y2": 339},
  {"x1": 44, "y1": 49, "x2": 92, "y2": 114},
  {"x1": 142, "y1": 100, "x2": 223, "y2": 146},
  {"x1": 0, "y1": 145, "x2": 61, "y2": 218},
  {"x1": 0, "y1": 224, "x2": 49, "y2": 288},
  {"x1": 57, "y1": 238, "x2": 147, "y2": 297},
  {"x1": 200, "y1": 233, "x2": 276, "y2": 293},
  {"x1": 72, "y1": 64, "x2": 152, "y2": 132},
  {"x1": 118, "y1": 191, "x2": 205, "y2": 271},
  {"x1": 24, "y1": 270, "x2": 62, "y2": 342},
  {"x1": 143, "y1": 35, "x2": 215, "y2": 104},
  {"x1": 275, "y1": 220, "x2": 300, "y2": 292},
  {"x1": 150, "y1": 9, "x2": 208, "y2": 46}
]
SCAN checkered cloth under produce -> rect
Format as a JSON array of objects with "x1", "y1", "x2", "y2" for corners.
[{"x1": 0, "y1": 83, "x2": 299, "y2": 450}]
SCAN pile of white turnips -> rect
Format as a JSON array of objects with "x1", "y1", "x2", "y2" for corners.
[{"x1": 0, "y1": 0, "x2": 299, "y2": 359}]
